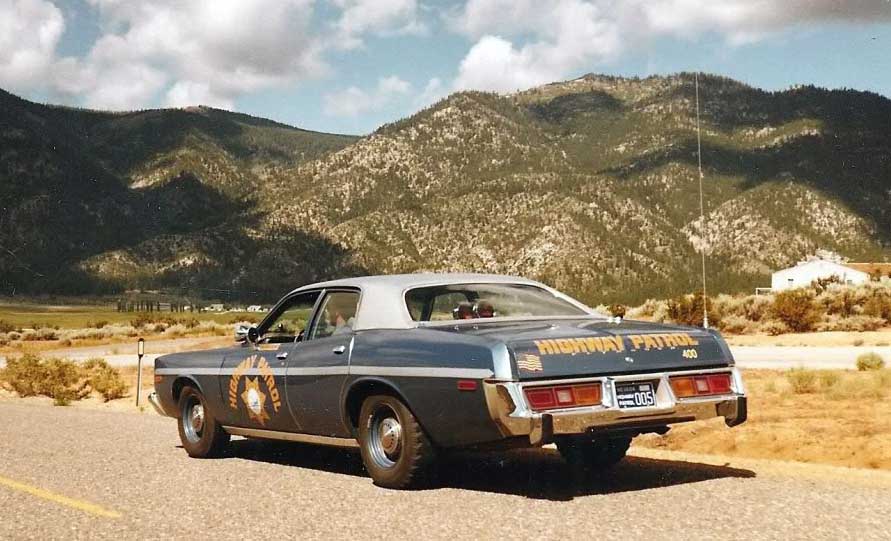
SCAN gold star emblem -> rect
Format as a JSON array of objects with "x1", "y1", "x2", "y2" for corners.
[{"x1": 240, "y1": 377, "x2": 270, "y2": 426}]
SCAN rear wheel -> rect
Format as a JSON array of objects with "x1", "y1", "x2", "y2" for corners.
[
  {"x1": 357, "y1": 394, "x2": 435, "y2": 489},
  {"x1": 557, "y1": 435, "x2": 631, "y2": 474},
  {"x1": 177, "y1": 386, "x2": 230, "y2": 458}
]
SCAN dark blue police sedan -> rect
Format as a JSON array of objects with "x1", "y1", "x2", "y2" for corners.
[{"x1": 149, "y1": 274, "x2": 746, "y2": 488}]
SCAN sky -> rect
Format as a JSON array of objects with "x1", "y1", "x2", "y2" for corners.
[{"x1": 1, "y1": 0, "x2": 890, "y2": 135}]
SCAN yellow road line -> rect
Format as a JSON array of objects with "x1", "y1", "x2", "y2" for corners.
[{"x1": 0, "y1": 474, "x2": 121, "y2": 518}]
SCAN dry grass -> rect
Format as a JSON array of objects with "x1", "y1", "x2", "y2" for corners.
[{"x1": 637, "y1": 368, "x2": 891, "y2": 469}]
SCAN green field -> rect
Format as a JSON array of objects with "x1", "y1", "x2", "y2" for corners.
[{"x1": 0, "y1": 303, "x2": 259, "y2": 330}]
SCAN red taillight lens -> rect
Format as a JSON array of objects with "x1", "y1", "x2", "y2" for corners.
[
  {"x1": 525, "y1": 387, "x2": 557, "y2": 409},
  {"x1": 524, "y1": 383, "x2": 602, "y2": 411},
  {"x1": 670, "y1": 373, "x2": 733, "y2": 398},
  {"x1": 707, "y1": 374, "x2": 732, "y2": 394}
]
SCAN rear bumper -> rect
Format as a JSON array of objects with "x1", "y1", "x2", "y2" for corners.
[
  {"x1": 483, "y1": 367, "x2": 747, "y2": 445},
  {"x1": 147, "y1": 391, "x2": 171, "y2": 417}
]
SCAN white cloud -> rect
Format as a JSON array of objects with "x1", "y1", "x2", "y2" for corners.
[
  {"x1": 323, "y1": 75, "x2": 412, "y2": 117},
  {"x1": 0, "y1": 0, "x2": 64, "y2": 93},
  {"x1": 330, "y1": 0, "x2": 427, "y2": 50},
  {"x1": 52, "y1": 0, "x2": 327, "y2": 110},
  {"x1": 450, "y1": 0, "x2": 891, "y2": 92}
]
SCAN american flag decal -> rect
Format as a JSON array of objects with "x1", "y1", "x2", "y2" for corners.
[{"x1": 517, "y1": 353, "x2": 543, "y2": 372}]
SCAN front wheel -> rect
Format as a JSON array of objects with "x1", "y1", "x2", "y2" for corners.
[
  {"x1": 357, "y1": 394, "x2": 435, "y2": 489},
  {"x1": 556, "y1": 435, "x2": 631, "y2": 474},
  {"x1": 177, "y1": 386, "x2": 230, "y2": 458}
]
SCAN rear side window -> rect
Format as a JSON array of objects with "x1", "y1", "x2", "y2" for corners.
[{"x1": 405, "y1": 283, "x2": 586, "y2": 322}]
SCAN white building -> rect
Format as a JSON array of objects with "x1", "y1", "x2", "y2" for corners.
[
  {"x1": 771, "y1": 259, "x2": 870, "y2": 291},
  {"x1": 246, "y1": 305, "x2": 264, "y2": 312}
]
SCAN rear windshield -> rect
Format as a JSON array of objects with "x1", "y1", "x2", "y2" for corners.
[{"x1": 405, "y1": 283, "x2": 587, "y2": 322}]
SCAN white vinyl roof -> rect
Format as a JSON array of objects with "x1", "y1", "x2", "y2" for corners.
[{"x1": 288, "y1": 273, "x2": 597, "y2": 331}]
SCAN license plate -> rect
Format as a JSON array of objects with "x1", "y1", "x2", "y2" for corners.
[{"x1": 615, "y1": 382, "x2": 656, "y2": 408}]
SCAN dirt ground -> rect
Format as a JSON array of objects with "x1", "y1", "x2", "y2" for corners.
[{"x1": 636, "y1": 369, "x2": 891, "y2": 470}]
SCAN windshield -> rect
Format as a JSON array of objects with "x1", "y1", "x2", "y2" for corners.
[{"x1": 405, "y1": 283, "x2": 588, "y2": 322}]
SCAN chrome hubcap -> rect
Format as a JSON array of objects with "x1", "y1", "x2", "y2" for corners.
[
  {"x1": 182, "y1": 398, "x2": 205, "y2": 444},
  {"x1": 191, "y1": 404, "x2": 205, "y2": 433},
  {"x1": 378, "y1": 417, "x2": 402, "y2": 456},
  {"x1": 368, "y1": 406, "x2": 404, "y2": 469}
]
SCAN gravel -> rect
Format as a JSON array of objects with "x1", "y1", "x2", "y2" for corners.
[{"x1": 0, "y1": 402, "x2": 889, "y2": 540}]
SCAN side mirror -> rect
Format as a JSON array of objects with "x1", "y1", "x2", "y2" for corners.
[
  {"x1": 247, "y1": 326, "x2": 260, "y2": 344},
  {"x1": 235, "y1": 324, "x2": 249, "y2": 342},
  {"x1": 235, "y1": 324, "x2": 259, "y2": 344}
]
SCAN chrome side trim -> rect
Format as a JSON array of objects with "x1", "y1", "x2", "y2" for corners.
[
  {"x1": 156, "y1": 366, "x2": 493, "y2": 379},
  {"x1": 349, "y1": 366, "x2": 494, "y2": 379},
  {"x1": 223, "y1": 426, "x2": 360, "y2": 448}
]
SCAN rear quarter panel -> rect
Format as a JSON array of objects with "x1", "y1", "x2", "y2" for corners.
[{"x1": 347, "y1": 329, "x2": 505, "y2": 447}]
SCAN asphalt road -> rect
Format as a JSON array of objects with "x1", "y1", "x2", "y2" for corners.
[
  {"x1": 1, "y1": 403, "x2": 889, "y2": 540},
  {"x1": 731, "y1": 345, "x2": 891, "y2": 370}
]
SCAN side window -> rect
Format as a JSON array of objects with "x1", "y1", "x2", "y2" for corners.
[
  {"x1": 261, "y1": 292, "x2": 319, "y2": 343},
  {"x1": 310, "y1": 291, "x2": 360, "y2": 340}
]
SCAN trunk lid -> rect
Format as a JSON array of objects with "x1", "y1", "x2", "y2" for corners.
[{"x1": 431, "y1": 318, "x2": 731, "y2": 380}]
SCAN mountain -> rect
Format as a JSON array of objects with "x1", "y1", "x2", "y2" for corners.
[{"x1": 2, "y1": 74, "x2": 890, "y2": 304}]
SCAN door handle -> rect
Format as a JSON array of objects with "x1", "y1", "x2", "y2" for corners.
[
  {"x1": 332, "y1": 345, "x2": 346, "y2": 355},
  {"x1": 276, "y1": 351, "x2": 288, "y2": 360}
]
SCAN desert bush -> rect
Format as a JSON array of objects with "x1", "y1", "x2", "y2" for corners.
[
  {"x1": 42, "y1": 357, "x2": 90, "y2": 405},
  {"x1": 86, "y1": 320, "x2": 109, "y2": 329},
  {"x1": 771, "y1": 289, "x2": 820, "y2": 332},
  {"x1": 717, "y1": 314, "x2": 752, "y2": 334},
  {"x1": 129, "y1": 313, "x2": 155, "y2": 329},
  {"x1": 667, "y1": 292, "x2": 719, "y2": 327},
  {"x1": 817, "y1": 315, "x2": 885, "y2": 332},
  {"x1": 1, "y1": 353, "x2": 46, "y2": 396},
  {"x1": 607, "y1": 304, "x2": 627, "y2": 318},
  {"x1": 6, "y1": 331, "x2": 21, "y2": 341},
  {"x1": 818, "y1": 370, "x2": 841, "y2": 389},
  {"x1": 82, "y1": 358, "x2": 127, "y2": 401},
  {"x1": 863, "y1": 293, "x2": 891, "y2": 322},
  {"x1": 758, "y1": 319, "x2": 789, "y2": 336},
  {"x1": 0, "y1": 320, "x2": 16, "y2": 333},
  {"x1": 856, "y1": 352, "x2": 886, "y2": 372},
  {"x1": 2, "y1": 355, "x2": 128, "y2": 404},
  {"x1": 21, "y1": 328, "x2": 59, "y2": 341},
  {"x1": 182, "y1": 317, "x2": 200, "y2": 329},
  {"x1": 786, "y1": 368, "x2": 818, "y2": 393}
]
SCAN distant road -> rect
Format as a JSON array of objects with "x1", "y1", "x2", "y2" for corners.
[
  {"x1": 730, "y1": 346, "x2": 891, "y2": 370},
  {"x1": 2, "y1": 341, "x2": 888, "y2": 371}
]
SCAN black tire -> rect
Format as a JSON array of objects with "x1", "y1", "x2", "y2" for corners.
[
  {"x1": 557, "y1": 435, "x2": 631, "y2": 474},
  {"x1": 177, "y1": 386, "x2": 230, "y2": 458},
  {"x1": 357, "y1": 394, "x2": 435, "y2": 489}
]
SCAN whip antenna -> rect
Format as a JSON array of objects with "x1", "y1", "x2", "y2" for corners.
[{"x1": 695, "y1": 72, "x2": 709, "y2": 329}]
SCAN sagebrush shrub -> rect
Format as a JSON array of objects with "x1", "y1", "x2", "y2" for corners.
[
  {"x1": 667, "y1": 292, "x2": 720, "y2": 327},
  {"x1": 786, "y1": 368, "x2": 818, "y2": 393},
  {"x1": 771, "y1": 289, "x2": 820, "y2": 332},
  {"x1": 83, "y1": 358, "x2": 128, "y2": 401},
  {"x1": 856, "y1": 352, "x2": 886, "y2": 372}
]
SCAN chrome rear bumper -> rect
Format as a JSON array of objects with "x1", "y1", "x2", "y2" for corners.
[{"x1": 483, "y1": 367, "x2": 747, "y2": 445}]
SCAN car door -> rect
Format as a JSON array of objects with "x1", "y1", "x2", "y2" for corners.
[
  {"x1": 285, "y1": 288, "x2": 359, "y2": 437},
  {"x1": 220, "y1": 290, "x2": 321, "y2": 431}
]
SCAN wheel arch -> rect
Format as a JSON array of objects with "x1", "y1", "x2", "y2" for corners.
[
  {"x1": 172, "y1": 375, "x2": 206, "y2": 411},
  {"x1": 343, "y1": 377, "x2": 419, "y2": 435}
]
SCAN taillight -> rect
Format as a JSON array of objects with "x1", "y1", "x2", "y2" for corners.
[
  {"x1": 523, "y1": 383, "x2": 602, "y2": 411},
  {"x1": 670, "y1": 373, "x2": 733, "y2": 398}
]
